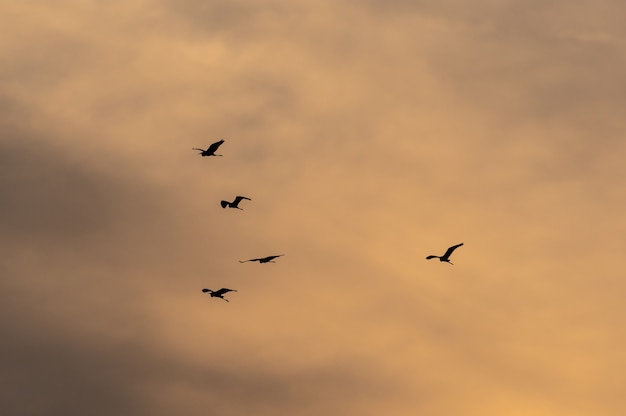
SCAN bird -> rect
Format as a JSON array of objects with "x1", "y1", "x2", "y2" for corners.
[
  {"x1": 221, "y1": 196, "x2": 251, "y2": 210},
  {"x1": 202, "y1": 288, "x2": 237, "y2": 302},
  {"x1": 193, "y1": 139, "x2": 225, "y2": 157},
  {"x1": 239, "y1": 255, "x2": 284, "y2": 264},
  {"x1": 426, "y1": 243, "x2": 464, "y2": 265}
]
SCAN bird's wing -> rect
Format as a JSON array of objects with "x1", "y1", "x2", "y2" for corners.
[
  {"x1": 207, "y1": 139, "x2": 225, "y2": 153},
  {"x1": 234, "y1": 196, "x2": 251, "y2": 203},
  {"x1": 220, "y1": 200, "x2": 229, "y2": 208},
  {"x1": 239, "y1": 259, "x2": 259, "y2": 263},
  {"x1": 214, "y1": 288, "x2": 236, "y2": 296},
  {"x1": 425, "y1": 255, "x2": 438, "y2": 260},
  {"x1": 442, "y1": 243, "x2": 464, "y2": 259},
  {"x1": 264, "y1": 254, "x2": 284, "y2": 261},
  {"x1": 192, "y1": 148, "x2": 205, "y2": 152},
  {"x1": 201, "y1": 288, "x2": 212, "y2": 293}
]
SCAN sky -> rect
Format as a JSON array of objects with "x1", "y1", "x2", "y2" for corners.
[{"x1": 1, "y1": 1, "x2": 625, "y2": 415}]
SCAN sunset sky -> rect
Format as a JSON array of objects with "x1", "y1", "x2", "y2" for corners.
[{"x1": 2, "y1": 1, "x2": 625, "y2": 415}]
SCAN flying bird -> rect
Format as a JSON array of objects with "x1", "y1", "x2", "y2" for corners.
[
  {"x1": 202, "y1": 288, "x2": 237, "y2": 302},
  {"x1": 193, "y1": 139, "x2": 225, "y2": 157},
  {"x1": 221, "y1": 196, "x2": 251, "y2": 210},
  {"x1": 426, "y1": 243, "x2": 464, "y2": 265},
  {"x1": 239, "y1": 255, "x2": 284, "y2": 264}
]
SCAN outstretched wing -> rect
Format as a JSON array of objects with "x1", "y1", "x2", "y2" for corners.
[
  {"x1": 213, "y1": 288, "x2": 236, "y2": 296},
  {"x1": 263, "y1": 254, "x2": 284, "y2": 261},
  {"x1": 207, "y1": 139, "x2": 225, "y2": 154},
  {"x1": 442, "y1": 243, "x2": 463, "y2": 259},
  {"x1": 220, "y1": 200, "x2": 229, "y2": 208},
  {"x1": 201, "y1": 288, "x2": 212, "y2": 293},
  {"x1": 239, "y1": 258, "x2": 260, "y2": 263},
  {"x1": 425, "y1": 255, "x2": 439, "y2": 260},
  {"x1": 233, "y1": 196, "x2": 251, "y2": 204}
]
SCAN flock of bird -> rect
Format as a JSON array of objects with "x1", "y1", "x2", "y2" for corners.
[
  {"x1": 194, "y1": 139, "x2": 286, "y2": 302},
  {"x1": 194, "y1": 139, "x2": 463, "y2": 303}
]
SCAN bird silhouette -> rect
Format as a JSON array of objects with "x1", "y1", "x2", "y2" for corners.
[
  {"x1": 221, "y1": 196, "x2": 251, "y2": 210},
  {"x1": 193, "y1": 139, "x2": 225, "y2": 157},
  {"x1": 202, "y1": 288, "x2": 237, "y2": 302},
  {"x1": 239, "y1": 255, "x2": 284, "y2": 264},
  {"x1": 426, "y1": 243, "x2": 464, "y2": 265}
]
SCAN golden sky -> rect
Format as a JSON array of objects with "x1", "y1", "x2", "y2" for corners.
[{"x1": 2, "y1": 1, "x2": 625, "y2": 415}]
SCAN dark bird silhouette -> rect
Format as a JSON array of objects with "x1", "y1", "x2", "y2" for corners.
[
  {"x1": 239, "y1": 255, "x2": 284, "y2": 264},
  {"x1": 202, "y1": 288, "x2": 237, "y2": 302},
  {"x1": 221, "y1": 196, "x2": 251, "y2": 210},
  {"x1": 193, "y1": 139, "x2": 225, "y2": 157},
  {"x1": 426, "y1": 243, "x2": 464, "y2": 265}
]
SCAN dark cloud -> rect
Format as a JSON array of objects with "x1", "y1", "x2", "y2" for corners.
[
  {"x1": 0, "y1": 124, "x2": 175, "y2": 262},
  {"x1": 0, "y1": 120, "x2": 173, "y2": 415},
  {"x1": 1, "y1": 141, "x2": 112, "y2": 245},
  {"x1": 0, "y1": 310, "x2": 392, "y2": 416},
  {"x1": 0, "y1": 322, "x2": 148, "y2": 416},
  {"x1": 159, "y1": 360, "x2": 395, "y2": 416}
]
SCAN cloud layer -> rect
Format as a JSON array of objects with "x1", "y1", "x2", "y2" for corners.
[{"x1": 2, "y1": 1, "x2": 625, "y2": 415}]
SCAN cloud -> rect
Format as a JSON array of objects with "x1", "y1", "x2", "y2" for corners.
[{"x1": 1, "y1": 1, "x2": 626, "y2": 415}]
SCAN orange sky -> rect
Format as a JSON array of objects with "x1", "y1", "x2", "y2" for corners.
[{"x1": 1, "y1": 1, "x2": 625, "y2": 415}]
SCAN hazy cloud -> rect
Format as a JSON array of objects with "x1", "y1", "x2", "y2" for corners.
[{"x1": 1, "y1": 1, "x2": 625, "y2": 415}]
